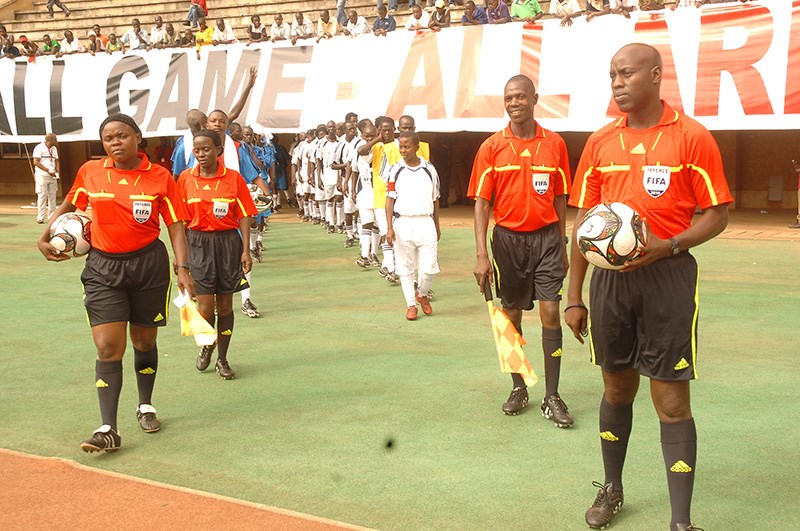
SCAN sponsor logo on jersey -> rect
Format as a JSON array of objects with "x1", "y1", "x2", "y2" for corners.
[
  {"x1": 600, "y1": 431, "x2": 619, "y2": 442},
  {"x1": 520, "y1": 148, "x2": 531, "y2": 157},
  {"x1": 670, "y1": 460, "x2": 693, "y2": 473},
  {"x1": 133, "y1": 200, "x2": 152, "y2": 223},
  {"x1": 674, "y1": 358, "x2": 690, "y2": 371},
  {"x1": 643, "y1": 165, "x2": 671, "y2": 198},
  {"x1": 630, "y1": 142, "x2": 646, "y2": 154},
  {"x1": 118, "y1": 178, "x2": 129, "y2": 185},
  {"x1": 532, "y1": 173, "x2": 550, "y2": 195}
]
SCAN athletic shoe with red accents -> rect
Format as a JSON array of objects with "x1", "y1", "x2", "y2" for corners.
[
  {"x1": 416, "y1": 293, "x2": 432, "y2": 315},
  {"x1": 405, "y1": 306, "x2": 418, "y2": 321}
]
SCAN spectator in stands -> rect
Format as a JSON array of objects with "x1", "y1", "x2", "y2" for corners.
[
  {"x1": 40, "y1": 34, "x2": 61, "y2": 55},
  {"x1": 317, "y1": 9, "x2": 339, "y2": 41},
  {"x1": 58, "y1": 30, "x2": 84, "y2": 56},
  {"x1": 510, "y1": 0, "x2": 543, "y2": 22},
  {"x1": 1, "y1": 37, "x2": 20, "y2": 59},
  {"x1": 429, "y1": 0, "x2": 451, "y2": 31},
  {"x1": 86, "y1": 32, "x2": 105, "y2": 55},
  {"x1": 488, "y1": 0, "x2": 512, "y2": 23},
  {"x1": 373, "y1": 5, "x2": 397, "y2": 35},
  {"x1": 120, "y1": 18, "x2": 148, "y2": 51},
  {"x1": 213, "y1": 18, "x2": 238, "y2": 45},
  {"x1": 246, "y1": 15, "x2": 266, "y2": 43},
  {"x1": 149, "y1": 16, "x2": 169, "y2": 50},
  {"x1": 640, "y1": 0, "x2": 665, "y2": 10},
  {"x1": 88, "y1": 24, "x2": 108, "y2": 46},
  {"x1": 270, "y1": 14, "x2": 291, "y2": 42},
  {"x1": 462, "y1": 1, "x2": 489, "y2": 25},
  {"x1": 406, "y1": 4, "x2": 430, "y2": 30},
  {"x1": 610, "y1": 0, "x2": 638, "y2": 18},
  {"x1": 163, "y1": 23, "x2": 180, "y2": 47},
  {"x1": 290, "y1": 12, "x2": 315, "y2": 45},
  {"x1": 585, "y1": 0, "x2": 610, "y2": 20},
  {"x1": 180, "y1": 28, "x2": 195, "y2": 48},
  {"x1": 379, "y1": 0, "x2": 399, "y2": 13},
  {"x1": 344, "y1": 9, "x2": 369, "y2": 36},
  {"x1": 17, "y1": 36, "x2": 39, "y2": 59},
  {"x1": 548, "y1": 0, "x2": 581, "y2": 26},
  {"x1": 106, "y1": 33, "x2": 123, "y2": 53},
  {"x1": 0, "y1": 25, "x2": 13, "y2": 45},
  {"x1": 195, "y1": 17, "x2": 214, "y2": 57},
  {"x1": 184, "y1": 0, "x2": 208, "y2": 29},
  {"x1": 46, "y1": 0, "x2": 70, "y2": 19}
]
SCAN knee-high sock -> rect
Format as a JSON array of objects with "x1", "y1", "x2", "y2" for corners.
[
  {"x1": 216, "y1": 312, "x2": 234, "y2": 362},
  {"x1": 661, "y1": 419, "x2": 697, "y2": 527},
  {"x1": 336, "y1": 203, "x2": 344, "y2": 226},
  {"x1": 417, "y1": 272, "x2": 435, "y2": 297},
  {"x1": 371, "y1": 231, "x2": 381, "y2": 257},
  {"x1": 510, "y1": 321, "x2": 526, "y2": 389},
  {"x1": 326, "y1": 200, "x2": 335, "y2": 226},
  {"x1": 249, "y1": 229, "x2": 257, "y2": 249},
  {"x1": 318, "y1": 203, "x2": 325, "y2": 221},
  {"x1": 381, "y1": 243, "x2": 394, "y2": 272},
  {"x1": 96, "y1": 360, "x2": 123, "y2": 429},
  {"x1": 600, "y1": 397, "x2": 634, "y2": 490},
  {"x1": 399, "y1": 274, "x2": 416, "y2": 307},
  {"x1": 134, "y1": 346, "x2": 158, "y2": 406},
  {"x1": 240, "y1": 272, "x2": 252, "y2": 302},
  {"x1": 359, "y1": 228, "x2": 372, "y2": 257},
  {"x1": 542, "y1": 327, "x2": 563, "y2": 397}
]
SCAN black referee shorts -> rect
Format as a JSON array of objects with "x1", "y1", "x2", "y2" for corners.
[
  {"x1": 490, "y1": 223, "x2": 565, "y2": 311},
  {"x1": 81, "y1": 238, "x2": 171, "y2": 328},
  {"x1": 588, "y1": 252, "x2": 700, "y2": 381},
  {"x1": 187, "y1": 229, "x2": 249, "y2": 296}
]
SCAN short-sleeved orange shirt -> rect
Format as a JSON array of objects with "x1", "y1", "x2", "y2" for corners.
[
  {"x1": 67, "y1": 155, "x2": 187, "y2": 253},
  {"x1": 177, "y1": 164, "x2": 257, "y2": 232},
  {"x1": 569, "y1": 102, "x2": 733, "y2": 240},
  {"x1": 468, "y1": 122, "x2": 571, "y2": 232}
]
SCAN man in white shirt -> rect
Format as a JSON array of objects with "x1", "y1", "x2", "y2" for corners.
[
  {"x1": 385, "y1": 131, "x2": 441, "y2": 321},
  {"x1": 405, "y1": 4, "x2": 430, "y2": 30},
  {"x1": 58, "y1": 30, "x2": 84, "y2": 54},
  {"x1": 270, "y1": 14, "x2": 291, "y2": 42},
  {"x1": 212, "y1": 18, "x2": 238, "y2": 45},
  {"x1": 549, "y1": 0, "x2": 582, "y2": 26},
  {"x1": 32, "y1": 133, "x2": 60, "y2": 224},
  {"x1": 290, "y1": 12, "x2": 315, "y2": 45},
  {"x1": 120, "y1": 18, "x2": 147, "y2": 50},
  {"x1": 148, "y1": 16, "x2": 168, "y2": 49},
  {"x1": 343, "y1": 10, "x2": 369, "y2": 37}
]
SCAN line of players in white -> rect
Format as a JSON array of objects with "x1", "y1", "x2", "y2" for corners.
[{"x1": 288, "y1": 113, "x2": 441, "y2": 319}]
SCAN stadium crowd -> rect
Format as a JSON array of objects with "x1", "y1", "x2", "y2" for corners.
[{"x1": 0, "y1": 0, "x2": 754, "y2": 60}]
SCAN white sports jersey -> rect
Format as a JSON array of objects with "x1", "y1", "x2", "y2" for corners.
[
  {"x1": 320, "y1": 138, "x2": 341, "y2": 186},
  {"x1": 386, "y1": 157, "x2": 440, "y2": 217}
]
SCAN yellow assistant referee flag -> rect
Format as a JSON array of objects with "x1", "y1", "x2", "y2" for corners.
[
  {"x1": 483, "y1": 278, "x2": 538, "y2": 386},
  {"x1": 173, "y1": 290, "x2": 216, "y2": 346}
]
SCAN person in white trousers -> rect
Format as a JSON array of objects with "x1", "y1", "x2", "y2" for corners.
[{"x1": 32, "y1": 133, "x2": 60, "y2": 223}]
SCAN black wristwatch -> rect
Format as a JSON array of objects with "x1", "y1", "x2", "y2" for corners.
[
  {"x1": 175, "y1": 262, "x2": 191, "y2": 273},
  {"x1": 562, "y1": 236, "x2": 569, "y2": 245},
  {"x1": 668, "y1": 237, "x2": 681, "y2": 256}
]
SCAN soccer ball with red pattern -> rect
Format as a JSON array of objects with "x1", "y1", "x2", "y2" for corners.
[
  {"x1": 576, "y1": 202, "x2": 647, "y2": 270},
  {"x1": 50, "y1": 213, "x2": 92, "y2": 257}
]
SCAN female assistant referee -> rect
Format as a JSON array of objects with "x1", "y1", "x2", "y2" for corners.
[
  {"x1": 176, "y1": 129, "x2": 256, "y2": 380},
  {"x1": 37, "y1": 113, "x2": 194, "y2": 453}
]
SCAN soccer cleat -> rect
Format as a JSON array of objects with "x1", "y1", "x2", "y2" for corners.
[
  {"x1": 327, "y1": 225, "x2": 335, "y2": 234},
  {"x1": 312, "y1": 218, "x2": 320, "y2": 225},
  {"x1": 585, "y1": 481, "x2": 624, "y2": 529},
  {"x1": 355, "y1": 256, "x2": 370, "y2": 268},
  {"x1": 215, "y1": 359, "x2": 235, "y2": 379},
  {"x1": 502, "y1": 386, "x2": 529, "y2": 415},
  {"x1": 386, "y1": 272, "x2": 399, "y2": 284},
  {"x1": 251, "y1": 246, "x2": 262, "y2": 263},
  {"x1": 541, "y1": 393, "x2": 574, "y2": 427},
  {"x1": 338, "y1": 224, "x2": 345, "y2": 234},
  {"x1": 197, "y1": 343, "x2": 215, "y2": 371},
  {"x1": 303, "y1": 215, "x2": 310, "y2": 222},
  {"x1": 80, "y1": 425, "x2": 121, "y2": 453},
  {"x1": 369, "y1": 254, "x2": 380, "y2": 267},
  {"x1": 378, "y1": 266, "x2": 390, "y2": 277},
  {"x1": 136, "y1": 404, "x2": 161, "y2": 433},
  {"x1": 789, "y1": 222, "x2": 800, "y2": 229},
  {"x1": 241, "y1": 298, "x2": 261, "y2": 318},
  {"x1": 405, "y1": 306, "x2": 418, "y2": 321},
  {"x1": 416, "y1": 293, "x2": 433, "y2": 315},
  {"x1": 344, "y1": 237, "x2": 355, "y2": 248}
]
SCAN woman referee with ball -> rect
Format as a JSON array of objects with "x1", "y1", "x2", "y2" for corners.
[{"x1": 37, "y1": 113, "x2": 194, "y2": 453}]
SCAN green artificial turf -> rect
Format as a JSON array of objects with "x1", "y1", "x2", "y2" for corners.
[{"x1": 1, "y1": 212, "x2": 798, "y2": 530}]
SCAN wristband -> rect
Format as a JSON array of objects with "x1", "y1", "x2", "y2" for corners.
[
  {"x1": 175, "y1": 263, "x2": 191, "y2": 273},
  {"x1": 564, "y1": 303, "x2": 587, "y2": 313}
]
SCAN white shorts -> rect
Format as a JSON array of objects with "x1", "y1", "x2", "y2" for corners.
[
  {"x1": 359, "y1": 207, "x2": 375, "y2": 225},
  {"x1": 356, "y1": 188, "x2": 374, "y2": 211},
  {"x1": 302, "y1": 181, "x2": 314, "y2": 195},
  {"x1": 344, "y1": 195, "x2": 357, "y2": 214},
  {"x1": 393, "y1": 215, "x2": 440, "y2": 277},
  {"x1": 322, "y1": 184, "x2": 336, "y2": 201},
  {"x1": 374, "y1": 207, "x2": 388, "y2": 235}
]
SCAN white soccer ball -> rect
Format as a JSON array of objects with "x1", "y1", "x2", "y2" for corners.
[
  {"x1": 576, "y1": 202, "x2": 647, "y2": 270},
  {"x1": 50, "y1": 213, "x2": 92, "y2": 257}
]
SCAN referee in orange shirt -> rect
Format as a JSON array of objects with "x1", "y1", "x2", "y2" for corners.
[
  {"x1": 565, "y1": 44, "x2": 732, "y2": 531},
  {"x1": 37, "y1": 113, "x2": 194, "y2": 453},
  {"x1": 468, "y1": 74, "x2": 574, "y2": 427},
  {"x1": 177, "y1": 130, "x2": 257, "y2": 380}
]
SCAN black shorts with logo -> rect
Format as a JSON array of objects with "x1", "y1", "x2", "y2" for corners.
[
  {"x1": 490, "y1": 222, "x2": 565, "y2": 311},
  {"x1": 187, "y1": 229, "x2": 248, "y2": 296},
  {"x1": 81, "y1": 238, "x2": 171, "y2": 328},
  {"x1": 588, "y1": 252, "x2": 699, "y2": 381}
]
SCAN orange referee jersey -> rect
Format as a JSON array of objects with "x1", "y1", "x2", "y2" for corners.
[
  {"x1": 569, "y1": 101, "x2": 733, "y2": 240},
  {"x1": 67, "y1": 155, "x2": 188, "y2": 253},
  {"x1": 468, "y1": 122, "x2": 571, "y2": 232},
  {"x1": 177, "y1": 164, "x2": 257, "y2": 232}
]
